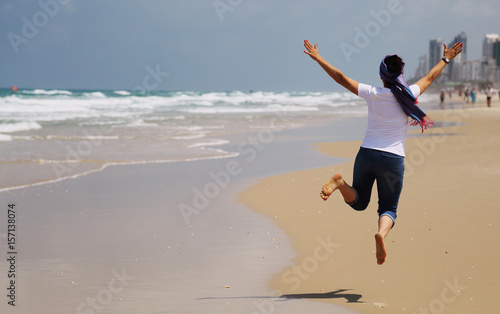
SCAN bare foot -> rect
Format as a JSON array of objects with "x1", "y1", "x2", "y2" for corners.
[
  {"x1": 320, "y1": 173, "x2": 344, "y2": 201},
  {"x1": 375, "y1": 233, "x2": 387, "y2": 265}
]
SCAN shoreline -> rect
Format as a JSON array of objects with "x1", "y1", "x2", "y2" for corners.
[
  {"x1": 239, "y1": 104, "x2": 500, "y2": 313},
  {"x1": 0, "y1": 115, "x2": 367, "y2": 313},
  {"x1": 0, "y1": 105, "x2": 371, "y2": 194},
  {"x1": 0, "y1": 110, "x2": 359, "y2": 193},
  {"x1": 0, "y1": 153, "x2": 243, "y2": 193},
  {"x1": 0, "y1": 88, "x2": 449, "y2": 193}
]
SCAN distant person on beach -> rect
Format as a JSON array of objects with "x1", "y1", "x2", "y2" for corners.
[
  {"x1": 471, "y1": 88, "x2": 476, "y2": 105},
  {"x1": 464, "y1": 88, "x2": 469, "y2": 103},
  {"x1": 485, "y1": 86, "x2": 494, "y2": 107},
  {"x1": 304, "y1": 39, "x2": 463, "y2": 265},
  {"x1": 440, "y1": 90, "x2": 446, "y2": 109}
]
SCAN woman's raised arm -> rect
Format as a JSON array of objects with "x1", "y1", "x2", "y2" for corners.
[
  {"x1": 416, "y1": 42, "x2": 463, "y2": 94},
  {"x1": 304, "y1": 40, "x2": 359, "y2": 95}
]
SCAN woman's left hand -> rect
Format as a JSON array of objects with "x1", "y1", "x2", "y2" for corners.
[{"x1": 304, "y1": 40, "x2": 321, "y2": 61}]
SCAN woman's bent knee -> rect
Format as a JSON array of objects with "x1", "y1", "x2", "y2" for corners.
[{"x1": 347, "y1": 199, "x2": 369, "y2": 211}]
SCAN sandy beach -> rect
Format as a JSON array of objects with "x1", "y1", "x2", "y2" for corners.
[
  {"x1": 240, "y1": 99, "x2": 500, "y2": 313},
  {"x1": 0, "y1": 91, "x2": 498, "y2": 313}
]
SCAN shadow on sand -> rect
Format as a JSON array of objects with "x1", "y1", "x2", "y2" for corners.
[
  {"x1": 283, "y1": 289, "x2": 363, "y2": 303},
  {"x1": 198, "y1": 289, "x2": 364, "y2": 304}
]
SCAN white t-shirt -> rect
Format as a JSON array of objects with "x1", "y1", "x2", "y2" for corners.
[
  {"x1": 486, "y1": 88, "x2": 493, "y2": 97},
  {"x1": 358, "y1": 83, "x2": 421, "y2": 157}
]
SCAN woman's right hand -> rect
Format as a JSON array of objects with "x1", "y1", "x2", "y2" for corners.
[{"x1": 443, "y1": 42, "x2": 463, "y2": 61}]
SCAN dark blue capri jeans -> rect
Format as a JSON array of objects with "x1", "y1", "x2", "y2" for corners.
[{"x1": 347, "y1": 147, "x2": 404, "y2": 224}]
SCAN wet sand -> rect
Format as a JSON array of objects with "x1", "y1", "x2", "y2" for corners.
[{"x1": 0, "y1": 116, "x2": 366, "y2": 313}]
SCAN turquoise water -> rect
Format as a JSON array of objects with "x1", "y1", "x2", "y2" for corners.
[{"x1": 0, "y1": 88, "x2": 366, "y2": 164}]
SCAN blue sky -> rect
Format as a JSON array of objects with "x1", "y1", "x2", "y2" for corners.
[{"x1": 1, "y1": 0, "x2": 499, "y2": 91}]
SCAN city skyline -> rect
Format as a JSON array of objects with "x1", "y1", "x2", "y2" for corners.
[{"x1": 412, "y1": 31, "x2": 500, "y2": 84}]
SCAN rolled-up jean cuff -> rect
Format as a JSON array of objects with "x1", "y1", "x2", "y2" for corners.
[{"x1": 380, "y1": 212, "x2": 396, "y2": 226}]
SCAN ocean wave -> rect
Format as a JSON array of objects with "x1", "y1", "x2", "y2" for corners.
[
  {"x1": 114, "y1": 90, "x2": 131, "y2": 96},
  {"x1": 83, "y1": 91, "x2": 107, "y2": 98},
  {"x1": 0, "y1": 121, "x2": 42, "y2": 133},
  {"x1": 188, "y1": 139, "x2": 229, "y2": 148},
  {"x1": 0, "y1": 88, "x2": 367, "y2": 153},
  {"x1": 180, "y1": 104, "x2": 319, "y2": 114},
  {"x1": 125, "y1": 119, "x2": 158, "y2": 128},
  {"x1": 0, "y1": 134, "x2": 13, "y2": 141},
  {"x1": 173, "y1": 134, "x2": 206, "y2": 140},
  {"x1": 45, "y1": 135, "x2": 120, "y2": 140},
  {"x1": 11, "y1": 135, "x2": 36, "y2": 141},
  {"x1": 156, "y1": 90, "x2": 359, "y2": 109},
  {"x1": 0, "y1": 89, "x2": 364, "y2": 126},
  {"x1": 22, "y1": 89, "x2": 73, "y2": 96}
]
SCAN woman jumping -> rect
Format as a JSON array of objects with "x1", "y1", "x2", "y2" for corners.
[{"x1": 303, "y1": 39, "x2": 463, "y2": 265}]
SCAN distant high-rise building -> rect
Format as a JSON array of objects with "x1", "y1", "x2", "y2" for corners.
[
  {"x1": 494, "y1": 41, "x2": 500, "y2": 66},
  {"x1": 482, "y1": 33, "x2": 499, "y2": 60},
  {"x1": 414, "y1": 54, "x2": 429, "y2": 79},
  {"x1": 462, "y1": 60, "x2": 482, "y2": 81},
  {"x1": 450, "y1": 31, "x2": 467, "y2": 63},
  {"x1": 481, "y1": 58, "x2": 497, "y2": 82},
  {"x1": 429, "y1": 38, "x2": 445, "y2": 81},
  {"x1": 429, "y1": 38, "x2": 444, "y2": 68},
  {"x1": 448, "y1": 32, "x2": 467, "y2": 81}
]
